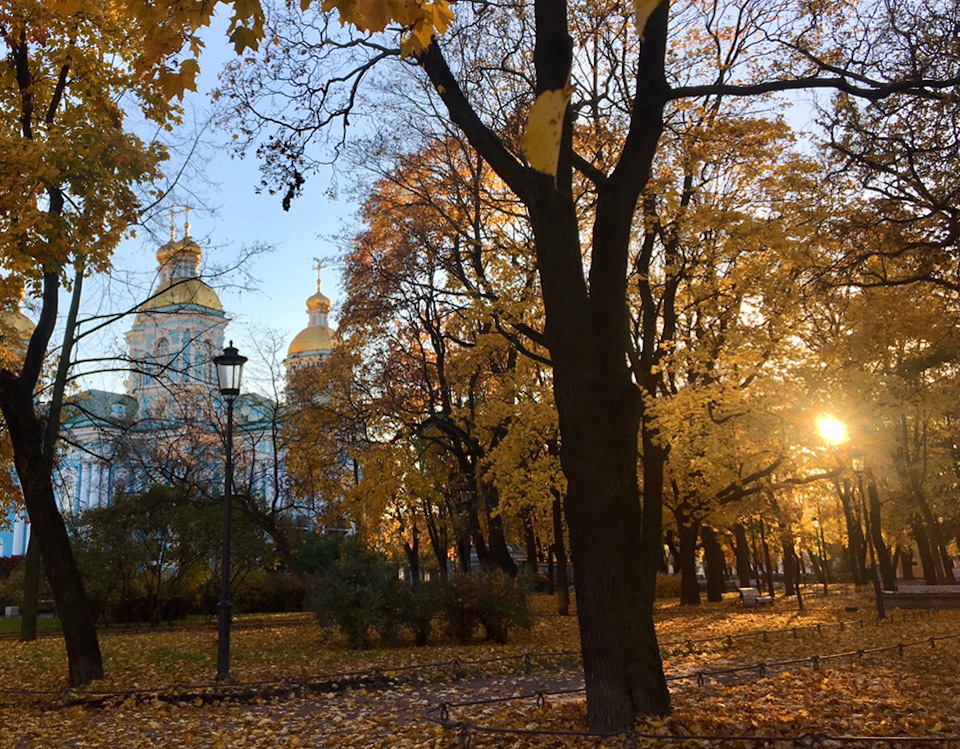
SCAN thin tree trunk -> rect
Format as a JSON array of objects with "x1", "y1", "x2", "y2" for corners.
[
  {"x1": 866, "y1": 481, "x2": 896, "y2": 590},
  {"x1": 19, "y1": 532, "x2": 40, "y2": 642},
  {"x1": 519, "y1": 508, "x2": 536, "y2": 575},
  {"x1": 782, "y1": 540, "x2": 797, "y2": 597},
  {"x1": 838, "y1": 480, "x2": 866, "y2": 585},
  {"x1": 664, "y1": 530, "x2": 681, "y2": 575},
  {"x1": 551, "y1": 494, "x2": 569, "y2": 616},
  {"x1": 675, "y1": 513, "x2": 701, "y2": 605},
  {"x1": 759, "y1": 519, "x2": 775, "y2": 599},
  {"x1": 913, "y1": 518, "x2": 939, "y2": 585}
]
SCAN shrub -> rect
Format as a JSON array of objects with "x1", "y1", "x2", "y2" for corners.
[
  {"x1": 306, "y1": 535, "x2": 404, "y2": 649},
  {"x1": 397, "y1": 583, "x2": 440, "y2": 647},
  {"x1": 233, "y1": 568, "x2": 304, "y2": 614},
  {"x1": 440, "y1": 574, "x2": 534, "y2": 644}
]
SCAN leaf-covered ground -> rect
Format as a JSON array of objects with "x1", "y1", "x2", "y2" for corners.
[{"x1": 3, "y1": 589, "x2": 960, "y2": 747}]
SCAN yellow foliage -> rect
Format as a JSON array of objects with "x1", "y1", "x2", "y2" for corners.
[
  {"x1": 522, "y1": 87, "x2": 574, "y2": 176},
  {"x1": 308, "y1": 0, "x2": 454, "y2": 55},
  {"x1": 0, "y1": 0, "x2": 176, "y2": 291}
]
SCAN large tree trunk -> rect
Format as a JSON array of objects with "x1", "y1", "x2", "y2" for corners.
[
  {"x1": 731, "y1": 523, "x2": 754, "y2": 587},
  {"x1": 866, "y1": 481, "x2": 896, "y2": 590},
  {"x1": 0, "y1": 390, "x2": 103, "y2": 685},
  {"x1": 701, "y1": 526, "x2": 726, "y2": 602},
  {"x1": 417, "y1": 0, "x2": 672, "y2": 729},
  {"x1": 674, "y1": 512, "x2": 701, "y2": 605}
]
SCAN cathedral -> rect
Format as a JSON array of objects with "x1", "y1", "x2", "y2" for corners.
[{"x1": 0, "y1": 227, "x2": 336, "y2": 557}]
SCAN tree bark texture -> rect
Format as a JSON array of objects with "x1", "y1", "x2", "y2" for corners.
[
  {"x1": 732, "y1": 523, "x2": 754, "y2": 587},
  {"x1": 0, "y1": 389, "x2": 103, "y2": 684},
  {"x1": 701, "y1": 526, "x2": 726, "y2": 603},
  {"x1": 675, "y1": 514, "x2": 701, "y2": 605}
]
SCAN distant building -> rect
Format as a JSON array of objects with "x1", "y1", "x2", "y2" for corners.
[
  {"x1": 0, "y1": 226, "x2": 335, "y2": 555},
  {"x1": 0, "y1": 288, "x2": 36, "y2": 557}
]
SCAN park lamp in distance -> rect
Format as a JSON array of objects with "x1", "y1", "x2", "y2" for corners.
[{"x1": 214, "y1": 341, "x2": 247, "y2": 400}]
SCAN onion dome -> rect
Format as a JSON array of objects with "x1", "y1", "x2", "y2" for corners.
[
  {"x1": 141, "y1": 278, "x2": 223, "y2": 312},
  {"x1": 287, "y1": 274, "x2": 336, "y2": 358},
  {"x1": 141, "y1": 228, "x2": 222, "y2": 314}
]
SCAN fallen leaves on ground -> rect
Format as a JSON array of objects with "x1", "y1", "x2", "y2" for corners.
[{"x1": 3, "y1": 590, "x2": 960, "y2": 747}]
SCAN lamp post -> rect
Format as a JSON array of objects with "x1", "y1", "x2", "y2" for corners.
[
  {"x1": 214, "y1": 341, "x2": 247, "y2": 680},
  {"x1": 851, "y1": 449, "x2": 885, "y2": 620}
]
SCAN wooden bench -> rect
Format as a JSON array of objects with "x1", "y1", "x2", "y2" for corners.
[{"x1": 738, "y1": 587, "x2": 773, "y2": 607}]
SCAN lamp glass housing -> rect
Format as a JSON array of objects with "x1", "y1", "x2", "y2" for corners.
[{"x1": 214, "y1": 341, "x2": 247, "y2": 398}]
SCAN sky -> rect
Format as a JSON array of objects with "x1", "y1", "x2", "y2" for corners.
[{"x1": 74, "y1": 15, "x2": 354, "y2": 395}]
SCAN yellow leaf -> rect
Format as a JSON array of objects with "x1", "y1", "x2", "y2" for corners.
[
  {"x1": 634, "y1": 0, "x2": 661, "y2": 39},
  {"x1": 522, "y1": 87, "x2": 573, "y2": 176},
  {"x1": 178, "y1": 58, "x2": 200, "y2": 93}
]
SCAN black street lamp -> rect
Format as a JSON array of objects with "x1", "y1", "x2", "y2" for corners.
[{"x1": 214, "y1": 341, "x2": 247, "y2": 680}]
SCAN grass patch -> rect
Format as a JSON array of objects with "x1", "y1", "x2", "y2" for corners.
[{"x1": 0, "y1": 616, "x2": 63, "y2": 635}]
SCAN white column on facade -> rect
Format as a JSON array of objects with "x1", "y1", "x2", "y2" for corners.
[{"x1": 12, "y1": 514, "x2": 29, "y2": 555}]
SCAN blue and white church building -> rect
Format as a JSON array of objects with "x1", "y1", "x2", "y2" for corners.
[{"x1": 0, "y1": 226, "x2": 336, "y2": 556}]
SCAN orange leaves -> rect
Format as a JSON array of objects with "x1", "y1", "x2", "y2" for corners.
[
  {"x1": 303, "y1": 0, "x2": 454, "y2": 55},
  {"x1": 4, "y1": 598, "x2": 960, "y2": 746}
]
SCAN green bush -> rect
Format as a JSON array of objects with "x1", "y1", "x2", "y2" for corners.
[
  {"x1": 440, "y1": 574, "x2": 534, "y2": 644},
  {"x1": 397, "y1": 582, "x2": 440, "y2": 646},
  {"x1": 232, "y1": 568, "x2": 304, "y2": 614},
  {"x1": 306, "y1": 535, "x2": 404, "y2": 649},
  {"x1": 303, "y1": 536, "x2": 535, "y2": 648}
]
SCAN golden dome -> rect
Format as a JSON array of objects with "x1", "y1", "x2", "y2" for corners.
[
  {"x1": 306, "y1": 288, "x2": 331, "y2": 312},
  {"x1": 287, "y1": 324, "x2": 335, "y2": 356},
  {"x1": 141, "y1": 278, "x2": 223, "y2": 313},
  {"x1": 157, "y1": 237, "x2": 202, "y2": 266}
]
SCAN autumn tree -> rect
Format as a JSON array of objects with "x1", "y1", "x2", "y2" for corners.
[
  {"x1": 336, "y1": 167, "x2": 534, "y2": 575},
  {"x1": 0, "y1": 0, "x2": 245, "y2": 685},
  {"x1": 209, "y1": 0, "x2": 960, "y2": 730}
]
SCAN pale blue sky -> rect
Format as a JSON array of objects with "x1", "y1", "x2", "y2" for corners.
[{"x1": 75, "y1": 17, "x2": 353, "y2": 395}]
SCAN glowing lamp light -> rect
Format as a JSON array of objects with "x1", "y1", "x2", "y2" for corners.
[{"x1": 817, "y1": 415, "x2": 847, "y2": 445}]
